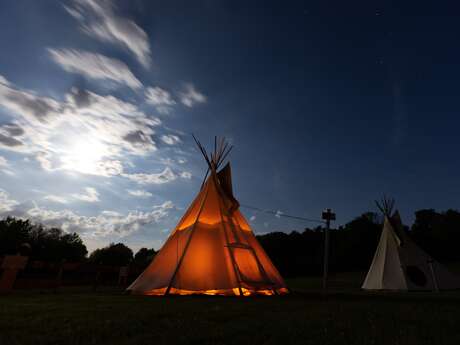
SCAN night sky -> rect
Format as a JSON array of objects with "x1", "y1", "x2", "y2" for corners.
[{"x1": 0, "y1": 0, "x2": 459, "y2": 252}]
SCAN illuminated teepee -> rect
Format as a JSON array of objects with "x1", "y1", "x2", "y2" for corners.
[
  {"x1": 127, "y1": 137, "x2": 288, "y2": 296},
  {"x1": 362, "y1": 198, "x2": 460, "y2": 291}
]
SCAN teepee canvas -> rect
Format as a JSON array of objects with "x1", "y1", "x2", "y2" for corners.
[
  {"x1": 128, "y1": 137, "x2": 288, "y2": 296},
  {"x1": 362, "y1": 199, "x2": 460, "y2": 291}
]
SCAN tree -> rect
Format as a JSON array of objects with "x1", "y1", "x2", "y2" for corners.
[
  {"x1": 0, "y1": 216, "x2": 87, "y2": 261},
  {"x1": 332, "y1": 212, "x2": 381, "y2": 271},
  {"x1": 257, "y1": 212, "x2": 383, "y2": 277},
  {"x1": 257, "y1": 228, "x2": 324, "y2": 277},
  {"x1": 0, "y1": 217, "x2": 33, "y2": 255},
  {"x1": 89, "y1": 243, "x2": 133, "y2": 266},
  {"x1": 411, "y1": 209, "x2": 460, "y2": 261},
  {"x1": 134, "y1": 247, "x2": 156, "y2": 268}
]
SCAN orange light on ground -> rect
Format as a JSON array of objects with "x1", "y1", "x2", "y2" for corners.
[{"x1": 138, "y1": 287, "x2": 288, "y2": 296}]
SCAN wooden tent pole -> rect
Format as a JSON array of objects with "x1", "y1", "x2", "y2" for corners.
[
  {"x1": 217, "y1": 146, "x2": 233, "y2": 168},
  {"x1": 235, "y1": 217, "x2": 276, "y2": 294},
  {"x1": 428, "y1": 259, "x2": 440, "y2": 292},
  {"x1": 200, "y1": 168, "x2": 209, "y2": 190},
  {"x1": 164, "y1": 185, "x2": 210, "y2": 295},
  {"x1": 217, "y1": 142, "x2": 228, "y2": 166},
  {"x1": 214, "y1": 136, "x2": 217, "y2": 165},
  {"x1": 165, "y1": 134, "x2": 216, "y2": 295},
  {"x1": 192, "y1": 134, "x2": 212, "y2": 168}
]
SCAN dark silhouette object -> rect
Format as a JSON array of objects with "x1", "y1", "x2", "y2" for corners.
[
  {"x1": 134, "y1": 248, "x2": 156, "y2": 268},
  {"x1": 0, "y1": 217, "x2": 87, "y2": 261},
  {"x1": 411, "y1": 209, "x2": 460, "y2": 262},
  {"x1": 54, "y1": 259, "x2": 66, "y2": 293},
  {"x1": 405, "y1": 266, "x2": 428, "y2": 287},
  {"x1": 0, "y1": 255, "x2": 28, "y2": 293},
  {"x1": 93, "y1": 265, "x2": 101, "y2": 291},
  {"x1": 321, "y1": 208, "x2": 336, "y2": 289},
  {"x1": 257, "y1": 213, "x2": 382, "y2": 278},
  {"x1": 18, "y1": 243, "x2": 32, "y2": 256},
  {"x1": 118, "y1": 266, "x2": 129, "y2": 286},
  {"x1": 89, "y1": 243, "x2": 133, "y2": 266},
  {"x1": 2, "y1": 206, "x2": 460, "y2": 283}
]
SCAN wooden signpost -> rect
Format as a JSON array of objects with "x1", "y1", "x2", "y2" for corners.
[{"x1": 322, "y1": 209, "x2": 336, "y2": 290}]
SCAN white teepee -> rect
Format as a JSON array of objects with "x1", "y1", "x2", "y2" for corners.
[{"x1": 362, "y1": 199, "x2": 460, "y2": 291}]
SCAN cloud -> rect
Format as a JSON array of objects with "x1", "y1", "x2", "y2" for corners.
[
  {"x1": 0, "y1": 156, "x2": 8, "y2": 167},
  {"x1": 159, "y1": 157, "x2": 175, "y2": 165},
  {"x1": 69, "y1": 87, "x2": 92, "y2": 108},
  {"x1": 179, "y1": 83, "x2": 207, "y2": 107},
  {"x1": 0, "y1": 133, "x2": 23, "y2": 148},
  {"x1": 123, "y1": 167, "x2": 176, "y2": 185},
  {"x1": 48, "y1": 48, "x2": 142, "y2": 89},
  {"x1": 179, "y1": 171, "x2": 192, "y2": 179},
  {"x1": 0, "y1": 169, "x2": 15, "y2": 176},
  {"x1": 0, "y1": 189, "x2": 19, "y2": 213},
  {"x1": 249, "y1": 215, "x2": 256, "y2": 221},
  {"x1": 25, "y1": 201, "x2": 174, "y2": 237},
  {"x1": 2, "y1": 123, "x2": 24, "y2": 136},
  {"x1": 122, "y1": 130, "x2": 156, "y2": 154},
  {"x1": 124, "y1": 166, "x2": 191, "y2": 184},
  {"x1": 43, "y1": 187, "x2": 100, "y2": 204},
  {"x1": 44, "y1": 195, "x2": 69, "y2": 204},
  {"x1": 275, "y1": 210, "x2": 283, "y2": 218},
  {"x1": 161, "y1": 134, "x2": 181, "y2": 145},
  {"x1": 64, "y1": 0, "x2": 151, "y2": 68},
  {"x1": 0, "y1": 81, "x2": 61, "y2": 125},
  {"x1": 0, "y1": 76, "x2": 161, "y2": 177},
  {"x1": 0, "y1": 75, "x2": 10, "y2": 86},
  {"x1": 63, "y1": 4, "x2": 84, "y2": 21},
  {"x1": 0, "y1": 156, "x2": 15, "y2": 175},
  {"x1": 127, "y1": 189, "x2": 153, "y2": 198},
  {"x1": 101, "y1": 210, "x2": 122, "y2": 217},
  {"x1": 92, "y1": 160, "x2": 124, "y2": 177},
  {"x1": 145, "y1": 87, "x2": 175, "y2": 114},
  {"x1": 35, "y1": 151, "x2": 54, "y2": 171},
  {"x1": 72, "y1": 187, "x2": 100, "y2": 202}
]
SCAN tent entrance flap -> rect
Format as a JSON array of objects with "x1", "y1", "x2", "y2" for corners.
[{"x1": 226, "y1": 243, "x2": 275, "y2": 287}]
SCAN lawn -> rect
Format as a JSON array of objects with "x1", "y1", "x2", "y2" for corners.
[{"x1": 1, "y1": 274, "x2": 460, "y2": 345}]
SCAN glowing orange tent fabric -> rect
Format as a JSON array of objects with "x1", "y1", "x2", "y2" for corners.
[{"x1": 127, "y1": 138, "x2": 288, "y2": 296}]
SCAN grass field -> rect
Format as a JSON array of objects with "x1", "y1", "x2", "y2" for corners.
[{"x1": 1, "y1": 273, "x2": 460, "y2": 345}]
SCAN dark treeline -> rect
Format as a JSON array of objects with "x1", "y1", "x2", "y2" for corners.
[
  {"x1": 257, "y1": 212, "x2": 381, "y2": 277},
  {"x1": 1, "y1": 208, "x2": 460, "y2": 278},
  {"x1": 257, "y1": 209, "x2": 460, "y2": 277},
  {"x1": 0, "y1": 217, "x2": 155, "y2": 269},
  {"x1": 0, "y1": 217, "x2": 88, "y2": 262},
  {"x1": 89, "y1": 243, "x2": 156, "y2": 268}
]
